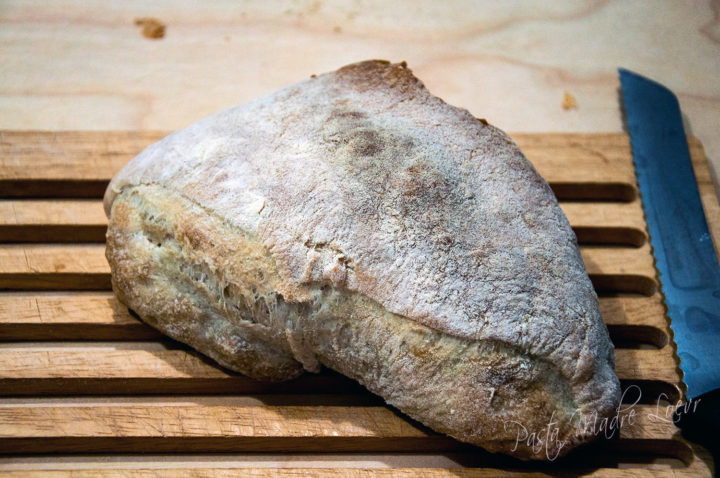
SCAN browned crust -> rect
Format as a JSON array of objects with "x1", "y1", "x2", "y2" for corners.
[{"x1": 335, "y1": 59, "x2": 421, "y2": 95}]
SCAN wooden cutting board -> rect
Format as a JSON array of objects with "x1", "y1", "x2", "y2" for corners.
[{"x1": 0, "y1": 131, "x2": 716, "y2": 476}]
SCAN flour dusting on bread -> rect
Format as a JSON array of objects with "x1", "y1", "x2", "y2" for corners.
[{"x1": 105, "y1": 60, "x2": 621, "y2": 459}]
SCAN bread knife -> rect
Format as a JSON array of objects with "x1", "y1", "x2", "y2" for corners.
[{"x1": 619, "y1": 68, "x2": 720, "y2": 458}]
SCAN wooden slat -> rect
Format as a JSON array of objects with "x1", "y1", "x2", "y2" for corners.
[
  {"x1": 1, "y1": 132, "x2": 715, "y2": 475},
  {"x1": 0, "y1": 199, "x2": 648, "y2": 246},
  {"x1": 0, "y1": 345, "x2": 680, "y2": 385},
  {"x1": 0, "y1": 348, "x2": 362, "y2": 395},
  {"x1": 0, "y1": 292, "x2": 162, "y2": 340},
  {"x1": 0, "y1": 467, "x2": 708, "y2": 478},
  {"x1": 582, "y1": 244, "x2": 657, "y2": 295},
  {"x1": 0, "y1": 244, "x2": 111, "y2": 289},
  {"x1": 0, "y1": 404, "x2": 448, "y2": 453},
  {"x1": 0, "y1": 403, "x2": 685, "y2": 454},
  {"x1": 0, "y1": 347, "x2": 681, "y2": 400},
  {"x1": 0, "y1": 446, "x2": 709, "y2": 474},
  {"x1": 560, "y1": 201, "x2": 646, "y2": 246},
  {"x1": 598, "y1": 294, "x2": 668, "y2": 348},
  {"x1": 0, "y1": 244, "x2": 658, "y2": 294},
  {"x1": 527, "y1": 147, "x2": 637, "y2": 200},
  {"x1": 0, "y1": 201, "x2": 106, "y2": 226},
  {"x1": 0, "y1": 200, "x2": 107, "y2": 242},
  {"x1": 0, "y1": 131, "x2": 638, "y2": 200},
  {"x1": 511, "y1": 133, "x2": 634, "y2": 148},
  {"x1": 0, "y1": 131, "x2": 162, "y2": 198},
  {"x1": 0, "y1": 292, "x2": 669, "y2": 347},
  {"x1": 0, "y1": 404, "x2": 480, "y2": 456}
]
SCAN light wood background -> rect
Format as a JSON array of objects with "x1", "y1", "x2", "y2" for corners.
[{"x1": 1, "y1": 0, "x2": 719, "y2": 198}]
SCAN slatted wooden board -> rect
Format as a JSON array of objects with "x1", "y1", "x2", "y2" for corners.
[{"x1": 0, "y1": 131, "x2": 716, "y2": 476}]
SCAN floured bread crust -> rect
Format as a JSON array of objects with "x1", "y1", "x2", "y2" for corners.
[{"x1": 104, "y1": 60, "x2": 621, "y2": 459}]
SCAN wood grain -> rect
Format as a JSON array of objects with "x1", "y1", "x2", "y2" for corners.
[
  {"x1": 0, "y1": 131, "x2": 162, "y2": 180},
  {"x1": 0, "y1": 292, "x2": 162, "y2": 340},
  {"x1": 561, "y1": 201, "x2": 646, "y2": 246},
  {"x1": 0, "y1": 198, "x2": 648, "y2": 246},
  {"x1": 1, "y1": 0, "x2": 718, "y2": 471},
  {"x1": 0, "y1": 467, "x2": 709, "y2": 478},
  {"x1": 0, "y1": 131, "x2": 638, "y2": 200},
  {"x1": 1, "y1": 0, "x2": 716, "y2": 188},
  {"x1": 0, "y1": 347, "x2": 681, "y2": 401},
  {"x1": 0, "y1": 200, "x2": 107, "y2": 242},
  {"x1": 0, "y1": 131, "x2": 715, "y2": 475},
  {"x1": 0, "y1": 292, "x2": 669, "y2": 347},
  {"x1": 0, "y1": 243, "x2": 659, "y2": 294},
  {"x1": 0, "y1": 447, "x2": 709, "y2": 473},
  {"x1": 0, "y1": 403, "x2": 683, "y2": 454},
  {"x1": 0, "y1": 244, "x2": 111, "y2": 289}
]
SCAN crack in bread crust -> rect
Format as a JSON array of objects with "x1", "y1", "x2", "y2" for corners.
[{"x1": 107, "y1": 184, "x2": 609, "y2": 459}]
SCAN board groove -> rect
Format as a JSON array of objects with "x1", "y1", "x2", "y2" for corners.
[
  {"x1": 0, "y1": 131, "x2": 713, "y2": 476},
  {"x1": 0, "y1": 347, "x2": 683, "y2": 403},
  {"x1": 0, "y1": 131, "x2": 638, "y2": 201},
  {"x1": 0, "y1": 243, "x2": 659, "y2": 294},
  {"x1": 0, "y1": 404, "x2": 687, "y2": 451},
  {"x1": 0, "y1": 467, "x2": 709, "y2": 477},
  {"x1": 0, "y1": 292, "x2": 670, "y2": 347},
  {"x1": 0, "y1": 199, "x2": 648, "y2": 246}
]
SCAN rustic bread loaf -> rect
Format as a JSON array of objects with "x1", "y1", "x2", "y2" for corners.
[{"x1": 104, "y1": 60, "x2": 620, "y2": 459}]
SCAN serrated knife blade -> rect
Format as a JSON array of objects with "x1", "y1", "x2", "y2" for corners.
[{"x1": 619, "y1": 68, "x2": 720, "y2": 400}]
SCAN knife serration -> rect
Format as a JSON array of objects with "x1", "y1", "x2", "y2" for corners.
[{"x1": 619, "y1": 68, "x2": 720, "y2": 400}]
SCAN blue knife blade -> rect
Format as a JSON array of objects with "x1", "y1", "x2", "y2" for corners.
[{"x1": 619, "y1": 68, "x2": 720, "y2": 400}]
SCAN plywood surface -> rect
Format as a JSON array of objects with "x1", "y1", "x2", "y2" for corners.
[{"x1": 1, "y1": 0, "x2": 718, "y2": 198}]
